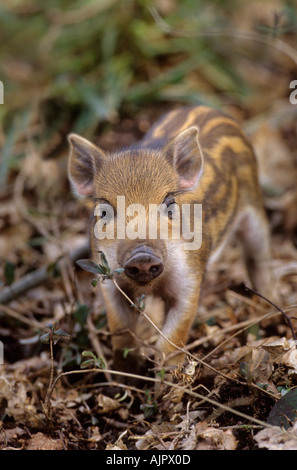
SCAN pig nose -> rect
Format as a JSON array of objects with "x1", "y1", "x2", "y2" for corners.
[{"x1": 124, "y1": 253, "x2": 164, "y2": 283}]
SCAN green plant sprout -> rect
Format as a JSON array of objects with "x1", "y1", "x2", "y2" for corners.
[
  {"x1": 80, "y1": 350, "x2": 105, "y2": 369},
  {"x1": 76, "y1": 251, "x2": 124, "y2": 282}
]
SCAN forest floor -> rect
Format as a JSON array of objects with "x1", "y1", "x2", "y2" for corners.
[{"x1": 0, "y1": 95, "x2": 297, "y2": 450}]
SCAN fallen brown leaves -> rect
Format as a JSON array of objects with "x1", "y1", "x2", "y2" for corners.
[
  {"x1": 0, "y1": 99, "x2": 297, "y2": 450},
  {"x1": 255, "y1": 423, "x2": 297, "y2": 451}
]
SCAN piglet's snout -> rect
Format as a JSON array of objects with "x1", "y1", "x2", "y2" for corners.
[{"x1": 124, "y1": 248, "x2": 164, "y2": 283}]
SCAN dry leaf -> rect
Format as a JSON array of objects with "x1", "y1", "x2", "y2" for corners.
[
  {"x1": 105, "y1": 430, "x2": 128, "y2": 450},
  {"x1": 97, "y1": 394, "x2": 121, "y2": 413},
  {"x1": 177, "y1": 411, "x2": 205, "y2": 450},
  {"x1": 87, "y1": 426, "x2": 102, "y2": 443},
  {"x1": 0, "y1": 426, "x2": 26, "y2": 445},
  {"x1": 0, "y1": 372, "x2": 41, "y2": 428},
  {"x1": 135, "y1": 422, "x2": 176, "y2": 450},
  {"x1": 202, "y1": 324, "x2": 225, "y2": 347},
  {"x1": 261, "y1": 337, "x2": 296, "y2": 358},
  {"x1": 195, "y1": 424, "x2": 238, "y2": 450},
  {"x1": 255, "y1": 423, "x2": 297, "y2": 450},
  {"x1": 281, "y1": 349, "x2": 297, "y2": 376},
  {"x1": 25, "y1": 432, "x2": 64, "y2": 450},
  {"x1": 262, "y1": 338, "x2": 297, "y2": 376}
]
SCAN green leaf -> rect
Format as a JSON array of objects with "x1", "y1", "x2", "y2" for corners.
[
  {"x1": 39, "y1": 332, "x2": 50, "y2": 344},
  {"x1": 156, "y1": 367, "x2": 166, "y2": 381},
  {"x1": 74, "y1": 304, "x2": 89, "y2": 327},
  {"x1": 113, "y1": 268, "x2": 124, "y2": 275},
  {"x1": 77, "y1": 254, "x2": 113, "y2": 280},
  {"x1": 277, "y1": 386, "x2": 291, "y2": 397},
  {"x1": 4, "y1": 261, "x2": 15, "y2": 286},
  {"x1": 82, "y1": 350, "x2": 96, "y2": 359},
  {"x1": 46, "y1": 261, "x2": 61, "y2": 278},
  {"x1": 54, "y1": 328, "x2": 71, "y2": 338},
  {"x1": 123, "y1": 348, "x2": 133, "y2": 359},
  {"x1": 95, "y1": 357, "x2": 105, "y2": 369},
  {"x1": 98, "y1": 251, "x2": 110, "y2": 273},
  {"x1": 28, "y1": 236, "x2": 47, "y2": 247},
  {"x1": 137, "y1": 294, "x2": 146, "y2": 311},
  {"x1": 78, "y1": 253, "x2": 123, "y2": 282},
  {"x1": 80, "y1": 359, "x2": 95, "y2": 369},
  {"x1": 40, "y1": 323, "x2": 70, "y2": 345},
  {"x1": 80, "y1": 350, "x2": 105, "y2": 369},
  {"x1": 267, "y1": 388, "x2": 297, "y2": 429},
  {"x1": 76, "y1": 259, "x2": 102, "y2": 275},
  {"x1": 140, "y1": 394, "x2": 158, "y2": 418},
  {"x1": 45, "y1": 322, "x2": 58, "y2": 332}
]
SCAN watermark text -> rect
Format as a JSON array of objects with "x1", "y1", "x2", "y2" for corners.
[
  {"x1": 289, "y1": 80, "x2": 297, "y2": 105},
  {"x1": 0, "y1": 341, "x2": 3, "y2": 364},
  {"x1": 93, "y1": 196, "x2": 202, "y2": 250},
  {"x1": 0, "y1": 81, "x2": 3, "y2": 104}
]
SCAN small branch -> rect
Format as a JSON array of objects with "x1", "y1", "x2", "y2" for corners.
[
  {"x1": 0, "y1": 303, "x2": 48, "y2": 331},
  {"x1": 86, "y1": 314, "x2": 112, "y2": 382},
  {"x1": 46, "y1": 366, "x2": 276, "y2": 429},
  {"x1": 112, "y1": 278, "x2": 189, "y2": 358},
  {"x1": 0, "y1": 242, "x2": 89, "y2": 306},
  {"x1": 244, "y1": 285, "x2": 297, "y2": 343},
  {"x1": 112, "y1": 278, "x2": 245, "y2": 386},
  {"x1": 43, "y1": 335, "x2": 55, "y2": 420}
]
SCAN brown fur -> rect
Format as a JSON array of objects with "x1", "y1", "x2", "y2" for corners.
[{"x1": 68, "y1": 105, "x2": 272, "y2": 373}]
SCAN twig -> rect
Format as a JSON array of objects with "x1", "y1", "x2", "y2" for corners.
[
  {"x1": 113, "y1": 274, "x2": 296, "y2": 400},
  {"x1": 43, "y1": 334, "x2": 55, "y2": 421},
  {"x1": 0, "y1": 303, "x2": 48, "y2": 331},
  {"x1": 86, "y1": 314, "x2": 112, "y2": 382},
  {"x1": 112, "y1": 278, "x2": 189, "y2": 358},
  {"x1": 244, "y1": 285, "x2": 297, "y2": 343},
  {"x1": 45, "y1": 366, "x2": 277, "y2": 429},
  {"x1": 200, "y1": 311, "x2": 277, "y2": 362},
  {"x1": 0, "y1": 242, "x2": 89, "y2": 306},
  {"x1": 187, "y1": 310, "x2": 277, "y2": 352},
  {"x1": 112, "y1": 278, "x2": 245, "y2": 386}
]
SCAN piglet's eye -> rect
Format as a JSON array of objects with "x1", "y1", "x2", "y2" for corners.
[
  {"x1": 163, "y1": 195, "x2": 175, "y2": 206},
  {"x1": 163, "y1": 195, "x2": 177, "y2": 220},
  {"x1": 94, "y1": 202, "x2": 113, "y2": 222}
]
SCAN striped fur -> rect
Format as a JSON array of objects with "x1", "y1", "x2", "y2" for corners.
[{"x1": 68, "y1": 105, "x2": 272, "y2": 375}]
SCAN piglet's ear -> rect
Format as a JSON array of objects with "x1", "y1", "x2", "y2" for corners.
[
  {"x1": 68, "y1": 134, "x2": 105, "y2": 198},
  {"x1": 166, "y1": 126, "x2": 203, "y2": 190}
]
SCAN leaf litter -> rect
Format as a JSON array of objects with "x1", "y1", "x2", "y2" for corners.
[
  {"x1": 0, "y1": 2, "x2": 297, "y2": 449},
  {"x1": 0, "y1": 99, "x2": 296, "y2": 450}
]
